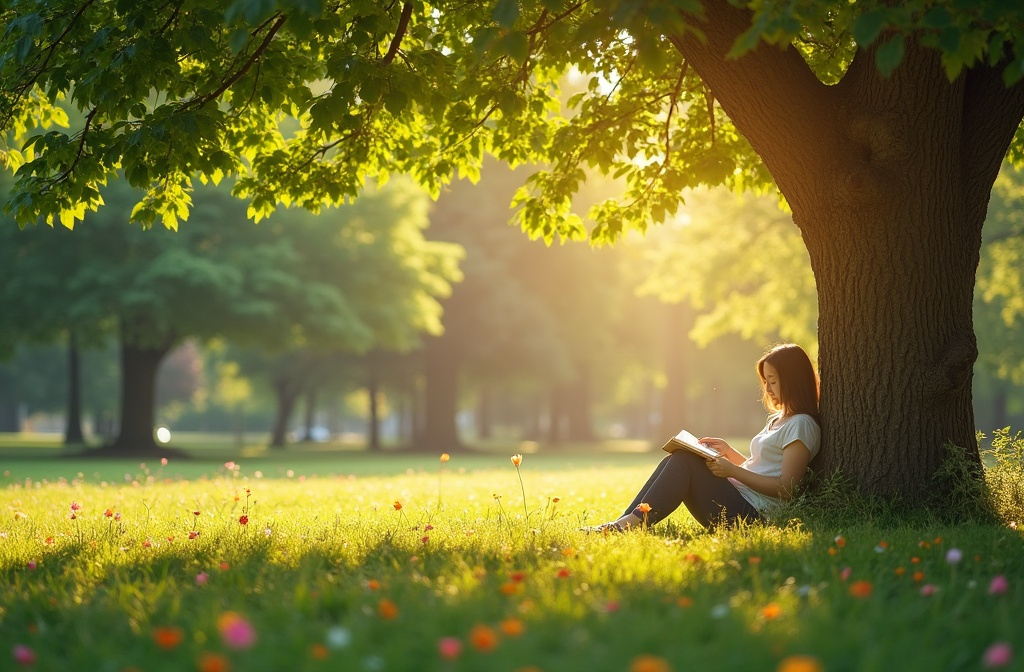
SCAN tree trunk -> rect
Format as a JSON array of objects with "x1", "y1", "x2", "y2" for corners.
[
  {"x1": 269, "y1": 376, "x2": 300, "y2": 448},
  {"x1": 418, "y1": 336, "x2": 463, "y2": 452},
  {"x1": 300, "y1": 388, "x2": 316, "y2": 442},
  {"x1": 672, "y1": 3, "x2": 1024, "y2": 504},
  {"x1": 367, "y1": 379, "x2": 381, "y2": 451},
  {"x1": 107, "y1": 340, "x2": 171, "y2": 455},
  {"x1": 0, "y1": 368, "x2": 19, "y2": 433},
  {"x1": 64, "y1": 332, "x2": 85, "y2": 445},
  {"x1": 992, "y1": 384, "x2": 1008, "y2": 431}
]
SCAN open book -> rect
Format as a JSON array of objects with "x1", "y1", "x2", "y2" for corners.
[{"x1": 661, "y1": 429, "x2": 721, "y2": 460}]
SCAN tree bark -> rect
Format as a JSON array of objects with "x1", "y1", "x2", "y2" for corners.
[
  {"x1": 477, "y1": 386, "x2": 493, "y2": 440},
  {"x1": 672, "y1": 1, "x2": 1024, "y2": 504},
  {"x1": 0, "y1": 368, "x2": 19, "y2": 433},
  {"x1": 367, "y1": 379, "x2": 381, "y2": 451},
  {"x1": 107, "y1": 340, "x2": 172, "y2": 455},
  {"x1": 417, "y1": 336, "x2": 463, "y2": 452},
  {"x1": 269, "y1": 375, "x2": 301, "y2": 448},
  {"x1": 300, "y1": 388, "x2": 316, "y2": 442},
  {"x1": 64, "y1": 332, "x2": 85, "y2": 445}
]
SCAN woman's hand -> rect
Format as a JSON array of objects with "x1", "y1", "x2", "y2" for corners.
[
  {"x1": 699, "y1": 437, "x2": 732, "y2": 455},
  {"x1": 705, "y1": 455, "x2": 737, "y2": 478}
]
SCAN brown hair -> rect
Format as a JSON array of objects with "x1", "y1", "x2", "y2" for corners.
[{"x1": 757, "y1": 343, "x2": 820, "y2": 420}]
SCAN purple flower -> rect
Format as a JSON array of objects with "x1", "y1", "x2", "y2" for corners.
[
  {"x1": 988, "y1": 575, "x2": 1008, "y2": 595},
  {"x1": 983, "y1": 642, "x2": 1012, "y2": 668},
  {"x1": 945, "y1": 548, "x2": 963, "y2": 564}
]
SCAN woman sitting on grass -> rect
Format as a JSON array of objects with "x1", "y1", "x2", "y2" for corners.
[{"x1": 587, "y1": 342, "x2": 821, "y2": 532}]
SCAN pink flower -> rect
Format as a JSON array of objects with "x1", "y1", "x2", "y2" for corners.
[
  {"x1": 26, "y1": 561, "x2": 36, "y2": 570},
  {"x1": 114, "y1": 512, "x2": 122, "y2": 521},
  {"x1": 989, "y1": 575, "x2": 1008, "y2": 595},
  {"x1": 919, "y1": 584, "x2": 939, "y2": 596},
  {"x1": 161, "y1": 458, "x2": 168, "y2": 466},
  {"x1": 424, "y1": 524, "x2": 434, "y2": 531},
  {"x1": 983, "y1": 642, "x2": 1013, "y2": 668},
  {"x1": 421, "y1": 536, "x2": 429, "y2": 544},
  {"x1": 195, "y1": 572, "x2": 209, "y2": 586},
  {"x1": 12, "y1": 644, "x2": 35, "y2": 666},
  {"x1": 70, "y1": 502, "x2": 81, "y2": 512},
  {"x1": 437, "y1": 637, "x2": 462, "y2": 660},
  {"x1": 218, "y1": 612, "x2": 257, "y2": 649},
  {"x1": 839, "y1": 566, "x2": 852, "y2": 581}
]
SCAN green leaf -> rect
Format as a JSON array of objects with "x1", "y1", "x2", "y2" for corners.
[
  {"x1": 496, "y1": 31, "x2": 529, "y2": 64},
  {"x1": 851, "y1": 8, "x2": 888, "y2": 48},
  {"x1": 874, "y1": 34, "x2": 905, "y2": 78},
  {"x1": 493, "y1": 0, "x2": 520, "y2": 28},
  {"x1": 383, "y1": 89, "x2": 409, "y2": 116}
]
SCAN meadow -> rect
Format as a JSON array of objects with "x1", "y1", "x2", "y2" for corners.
[{"x1": 2, "y1": 433, "x2": 1023, "y2": 672}]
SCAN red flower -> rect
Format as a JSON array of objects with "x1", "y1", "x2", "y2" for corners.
[{"x1": 238, "y1": 515, "x2": 248, "y2": 525}]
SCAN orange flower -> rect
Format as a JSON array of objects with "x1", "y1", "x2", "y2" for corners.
[
  {"x1": 499, "y1": 618, "x2": 525, "y2": 637},
  {"x1": 556, "y1": 568, "x2": 571, "y2": 578},
  {"x1": 469, "y1": 624, "x2": 499, "y2": 652},
  {"x1": 748, "y1": 556, "x2": 762, "y2": 565},
  {"x1": 637, "y1": 502, "x2": 652, "y2": 513},
  {"x1": 198, "y1": 652, "x2": 230, "y2": 672},
  {"x1": 378, "y1": 598, "x2": 399, "y2": 620},
  {"x1": 500, "y1": 582, "x2": 520, "y2": 596},
  {"x1": 440, "y1": 453, "x2": 450, "y2": 463},
  {"x1": 848, "y1": 580, "x2": 873, "y2": 598},
  {"x1": 760, "y1": 603, "x2": 782, "y2": 620},
  {"x1": 777, "y1": 654, "x2": 824, "y2": 672},
  {"x1": 310, "y1": 643, "x2": 328, "y2": 660},
  {"x1": 834, "y1": 535, "x2": 846, "y2": 548},
  {"x1": 629, "y1": 654, "x2": 672, "y2": 672},
  {"x1": 511, "y1": 454, "x2": 523, "y2": 467},
  {"x1": 912, "y1": 571, "x2": 925, "y2": 582},
  {"x1": 393, "y1": 501, "x2": 402, "y2": 511},
  {"x1": 367, "y1": 579, "x2": 380, "y2": 591},
  {"x1": 894, "y1": 567, "x2": 906, "y2": 576},
  {"x1": 677, "y1": 596, "x2": 693, "y2": 608},
  {"x1": 153, "y1": 626, "x2": 184, "y2": 650},
  {"x1": 828, "y1": 548, "x2": 837, "y2": 556}
]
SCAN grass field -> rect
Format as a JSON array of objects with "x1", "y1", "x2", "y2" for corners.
[{"x1": 2, "y1": 435, "x2": 1023, "y2": 672}]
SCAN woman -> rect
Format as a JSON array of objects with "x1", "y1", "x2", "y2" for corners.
[{"x1": 588, "y1": 343, "x2": 820, "y2": 532}]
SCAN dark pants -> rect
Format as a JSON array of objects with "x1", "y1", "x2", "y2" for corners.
[{"x1": 623, "y1": 451, "x2": 761, "y2": 530}]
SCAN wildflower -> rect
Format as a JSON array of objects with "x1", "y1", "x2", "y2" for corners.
[
  {"x1": 438, "y1": 637, "x2": 462, "y2": 659},
  {"x1": 920, "y1": 584, "x2": 939, "y2": 596},
  {"x1": 511, "y1": 454, "x2": 523, "y2": 467},
  {"x1": 629, "y1": 654, "x2": 672, "y2": 672},
  {"x1": 153, "y1": 626, "x2": 184, "y2": 650},
  {"x1": 834, "y1": 535, "x2": 846, "y2": 548},
  {"x1": 552, "y1": 497, "x2": 560, "y2": 503},
  {"x1": 393, "y1": 501, "x2": 402, "y2": 511},
  {"x1": 26, "y1": 561, "x2": 36, "y2": 570},
  {"x1": 912, "y1": 571, "x2": 925, "y2": 582},
  {"x1": 983, "y1": 642, "x2": 1013, "y2": 668},
  {"x1": 637, "y1": 502, "x2": 651, "y2": 513},
  {"x1": 367, "y1": 579, "x2": 380, "y2": 590},
  {"x1": 748, "y1": 556, "x2": 762, "y2": 565},
  {"x1": 195, "y1": 572, "x2": 209, "y2": 586},
  {"x1": 710, "y1": 604, "x2": 729, "y2": 618},
  {"x1": 70, "y1": 502, "x2": 81, "y2": 512},
  {"x1": 197, "y1": 652, "x2": 230, "y2": 672},
  {"x1": 760, "y1": 603, "x2": 782, "y2": 620},
  {"x1": 424, "y1": 524, "x2": 434, "y2": 531},
  {"x1": 377, "y1": 599, "x2": 399, "y2": 620},
  {"x1": 421, "y1": 536, "x2": 429, "y2": 544},
  {"x1": 326, "y1": 626, "x2": 352, "y2": 649},
  {"x1": 469, "y1": 624, "x2": 499, "y2": 652},
  {"x1": 12, "y1": 644, "x2": 35, "y2": 667},
  {"x1": 946, "y1": 548, "x2": 963, "y2": 564},
  {"x1": 989, "y1": 575, "x2": 1009, "y2": 595},
  {"x1": 500, "y1": 582, "x2": 519, "y2": 595},
  {"x1": 499, "y1": 618, "x2": 525, "y2": 637},
  {"x1": 217, "y1": 612, "x2": 257, "y2": 650},
  {"x1": 104, "y1": 509, "x2": 114, "y2": 518},
  {"x1": 510, "y1": 571, "x2": 526, "y2": 583},
  {"x1": 193, "y1": 511, "x2": 201, "y2": 516},
  {"x1": 839, "y1": 567, "x2": 852, "y2": 581},
  {"x1": 114, "y1": 512, "x2": 122, "y2": 521},
  {"x1": 189, "y1": 531, "x2": 200, "y2": 540},
  {"x1": 777, "y1": 655, "x2": 823, "y2": 672},
  {"x1": 556, "y1": 568, "x2": 571, "y2": 579},
  {"x1": 677, "y1": 596, "x2": 693, "y2": 608},
  {"x1": 310, "y1": 643, "x2": 328, "y2": 660},
  {"x1": 161, "y1": 457, "x2": 168, "y2": 465},
  {"x1": 848, "y1": 580, "x2": 872, "y2": 598},
  {"x1": 263, "y1": 528, "x2": 272, "y2": 537},
  {"x1": 684, "y1": 554, "x2": 702, "y2": 563},
  {"x1": 142, "y1": 540, "x2": 152, "y2": 548},
  {"x1": 238, "y1": 515, "x2": 248, "y2": 525},
  {"x1": 440, "y1": 453, "x2": 450, "y2": 463},
  {"x1": 224, "y1": 462, "x2": 236, "y2": 471},
  {"x1": 605, "y1": 600, "x2": 621, "y2": 612}
]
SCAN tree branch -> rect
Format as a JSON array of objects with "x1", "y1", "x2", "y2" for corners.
[{"x1": 381, "y1": 3, "x2": 413, "y2": 66}]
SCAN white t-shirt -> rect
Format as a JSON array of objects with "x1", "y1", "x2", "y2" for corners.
[{"x1": 730, "y1": 413, "x2": 821, "y2": 511}]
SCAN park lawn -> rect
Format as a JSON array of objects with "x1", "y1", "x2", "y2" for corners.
[{"x1": 1, "y1": 452, "x2": 1022, "y2": 672}]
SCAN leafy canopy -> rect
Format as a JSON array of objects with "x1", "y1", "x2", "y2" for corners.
[{"x1": 2, "y1": 0, "x2": 1023, "y2": 239}]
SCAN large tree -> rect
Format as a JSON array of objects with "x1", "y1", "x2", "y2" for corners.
[{"x1": 3, "y1": 1, "x2": 1024, "y2": 501}]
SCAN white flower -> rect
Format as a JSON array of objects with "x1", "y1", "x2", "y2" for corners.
[
  {"x1": 945, "y1": 548, "x2": 963, "y2": 564},
  {"x1": 710, "y1": 604, "x2": 730, "y2": 619},
  {"x1": 326, "y1": 626, "x2": 352, "y2": 649}
]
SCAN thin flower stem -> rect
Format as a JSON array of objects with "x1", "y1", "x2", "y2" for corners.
[{"x1": 515, "y1": 466, "x2": 528, "y2": 522}]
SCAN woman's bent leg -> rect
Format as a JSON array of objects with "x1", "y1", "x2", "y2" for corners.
[
  {"x1": 621, "y1": 455, "x2": 673, "y2": 517},
  {"x1": 630, "y1": 451, "x2": 760, "y2": 529}
]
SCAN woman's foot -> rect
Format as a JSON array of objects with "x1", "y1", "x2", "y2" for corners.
[{"x1": 580, "y1": 521, "x2": 626, "y2": 533}]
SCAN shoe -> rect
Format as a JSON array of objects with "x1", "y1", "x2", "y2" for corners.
[{"x1": 580, "y1": 522, "x2": 625, "y2": 534}]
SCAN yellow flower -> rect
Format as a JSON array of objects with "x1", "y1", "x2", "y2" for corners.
[
  {"x1": 440, "y1": 453, "x2": 450, "y2": 462},
  {"x1": 511, "y1": 454, "x2": 523, "y2": 467}
]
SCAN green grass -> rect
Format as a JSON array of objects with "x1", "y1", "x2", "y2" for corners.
[{"x1": 2, "y1": 445, "x2": 1023, "y2": 672}]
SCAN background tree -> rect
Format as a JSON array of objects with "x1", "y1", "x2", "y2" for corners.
[{"x1": 4, "y1": 0, "x2": 1024, "y2": 501}]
